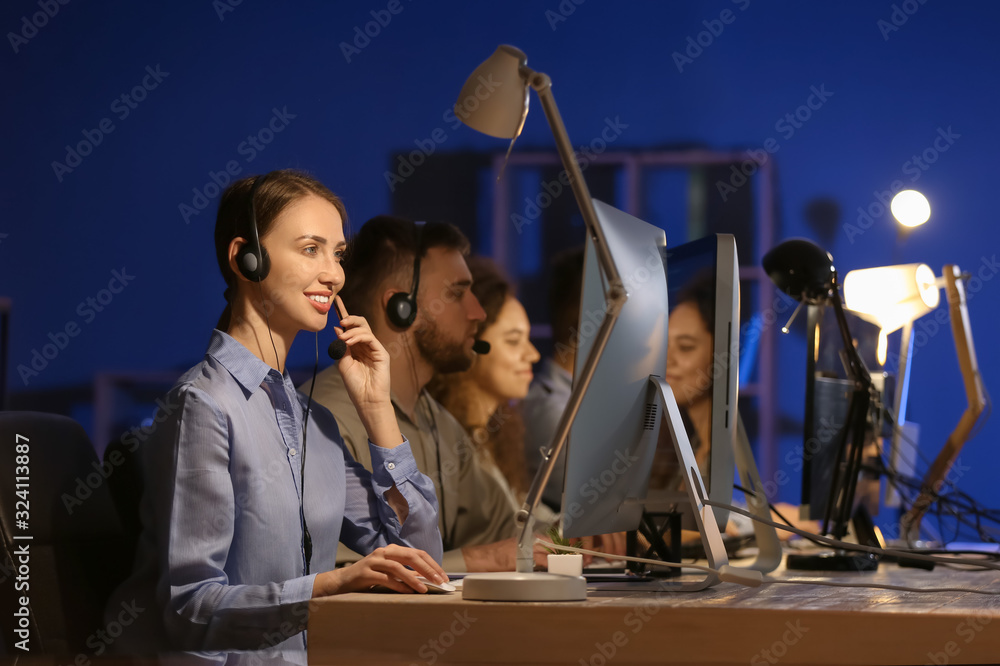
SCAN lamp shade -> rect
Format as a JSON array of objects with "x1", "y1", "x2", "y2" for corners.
[
  {"x1": 454, "y1": 45, "x2": 529, "y2": 139},
  {"x1": 843, "y1": 263, "x2": 940, "y2": 333},
  {"x1": 762, "y1": 238, "x2": 836, "y2": 304}
]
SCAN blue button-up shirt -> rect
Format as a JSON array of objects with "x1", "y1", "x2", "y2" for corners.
[{"x1": 108, "y1": 330, "x2": 442, "y2": 652}]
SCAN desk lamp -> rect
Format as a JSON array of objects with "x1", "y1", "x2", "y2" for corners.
[
  {"x1": 453, "y1": 46, "x2": 625, "y2": 601},
  {"x1": 845, "y1": 263, "x2": 986, "y2": 544},
  {"x1": 843, "y1": 263, "x2": 939, "y2": 507},
  {"x1": 763, "y1": 239, "x2": 880, "y2": 570}
]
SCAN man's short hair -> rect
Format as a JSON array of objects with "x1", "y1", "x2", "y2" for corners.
[
  {"x1": 549, "y1": 245, "x2": 585, "y2": 347},
  {"x1": 340, "y1": 215, "x2": 471, "y2": 322}
]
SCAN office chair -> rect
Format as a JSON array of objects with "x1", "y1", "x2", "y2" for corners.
[{"x1": 0, "y1": 412, "x2": 133, "y2": 655}]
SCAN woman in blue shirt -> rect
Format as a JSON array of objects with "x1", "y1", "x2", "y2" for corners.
[{"x1": 108, "y1": 170, "x2": 446, "y2": 653}]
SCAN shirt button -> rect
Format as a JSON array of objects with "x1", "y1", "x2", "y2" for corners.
[
  {"x1": 387, "y1": 462, "x2": 395, "y2": 470},
  {"x1": 289, "y1": 449, "x2": 297, "y2": 456}
]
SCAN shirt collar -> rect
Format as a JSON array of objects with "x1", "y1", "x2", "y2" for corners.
[{"x1": 207, "y1": 329, "x2": 284, "y2": 396}]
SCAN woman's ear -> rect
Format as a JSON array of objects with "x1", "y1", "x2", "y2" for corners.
[{"x1": 228, "y1": 237, "x2": 251, "y2": 282}]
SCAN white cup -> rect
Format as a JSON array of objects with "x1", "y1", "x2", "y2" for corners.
[{"x1": 547, "y1": 553, "x2": 584, "y2": 577}]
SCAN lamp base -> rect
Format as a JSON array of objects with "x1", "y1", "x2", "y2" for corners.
[
  {"x1": 461, "y1": 572, "x2": 587, "y2": 601},
  {"x1": 786, "y1": 551, "x2": 879, "y2": 572}
]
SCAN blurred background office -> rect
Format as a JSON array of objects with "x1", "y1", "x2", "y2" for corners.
[{"x1": 3, "y1": 0, "x2": 998, "y2": 540}]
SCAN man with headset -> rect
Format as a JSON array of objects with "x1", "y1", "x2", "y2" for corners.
[{"x1": 310, "y1": 215, "x2": 545, "y2": 572}]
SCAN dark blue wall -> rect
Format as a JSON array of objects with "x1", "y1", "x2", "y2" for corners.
[{"x1": 3, "y1": 0, "x2": 998, "y2": 535}]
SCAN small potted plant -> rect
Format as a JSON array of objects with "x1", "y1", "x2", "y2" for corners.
[{"x1": 543, "y1": 526, "x2": 584, "y2": 576}]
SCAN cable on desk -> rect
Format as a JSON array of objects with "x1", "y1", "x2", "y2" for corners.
[
  {"x1": 704, "y1": 499, "x2": 1000, "y2": 573},
  {"x1": 539, "y1": 540, "x2": 1000, "y2": 595},
  {"x1": 759, "y1": 578, "x2": 1000, "y2": 596}
]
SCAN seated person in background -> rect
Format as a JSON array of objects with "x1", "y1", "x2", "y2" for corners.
[
  {"x1": 652, "y1": 273, "x2": 716, "y2": 490},
  {"x1": 650, "y1": 273, "x2": 812, "y2": 540},
  {"x1": 427, "y1": 257, "x2": 556, "y2": 528},
  {"x1": 107, "y1": 171, "x2": 445, "y2": 653},
  {"x1": 440, "y1": 255, "x2": 623, "y2": 560},
  {"x1": 523, "y1": 246, "x2": 584, "y2": 510},
  {"x1": 309, "y1": 216, "x2": 552, "y2": 572}
]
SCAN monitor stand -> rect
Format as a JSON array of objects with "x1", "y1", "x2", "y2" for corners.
[
  {"x1": 640, "y1": 377, "x2": 782, "y2": 589},
  {"x1": 733, "y1": 415, "x2": 783, "y2": 573},
  {"x1": 643, "y1": 377, "x2": 728, "y2": 591}
]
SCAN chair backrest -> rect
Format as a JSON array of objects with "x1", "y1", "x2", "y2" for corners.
[{"x1": 0, "y1": 412, "x2": 133, "y2": 655}]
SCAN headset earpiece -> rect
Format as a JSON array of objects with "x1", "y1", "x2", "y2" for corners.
[
  {"x1": 386, "y1": 290, "x2": 418, "y2": 329},
  {"x1": 237, "y1": 174, "x2": 271, "y2": 282},
  {"x1": 385, "y1": 222, "x2": 424, "y2": 330}
]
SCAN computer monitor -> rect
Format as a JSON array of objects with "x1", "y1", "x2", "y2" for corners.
[
  {"x1": 560, "y1": 200, "x2": 669, "y2": 538},
  {"x1": 560, "y1": 201, "x2": 740, "y2": 538},
  {"x1": 659, "y1": 234, "x2": 739, "y2": 529}
]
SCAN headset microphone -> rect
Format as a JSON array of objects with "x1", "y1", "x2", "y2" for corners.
[
  {"x1": 328, "y1": 339, "x2": 348, "y2": 361},
  {"x1": 472, "y1": 340, "x2": 490, "y2": 354}
]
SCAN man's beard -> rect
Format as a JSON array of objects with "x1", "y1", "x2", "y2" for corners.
[{"x1": 413, "y1": 317, "x2": 474, "y2": 374}]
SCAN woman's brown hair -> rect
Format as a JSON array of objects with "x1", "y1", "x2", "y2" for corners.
[
  {"x1": 213, "y1": 169, "x2": 347, "y2": 330},
  {"x1": 428, "y1": 256, "x2": 530, "y2": 495}
]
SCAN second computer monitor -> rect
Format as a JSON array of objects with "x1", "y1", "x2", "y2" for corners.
[{"x1": 661, "y1": 234, "x2": 739, "y2": 528}]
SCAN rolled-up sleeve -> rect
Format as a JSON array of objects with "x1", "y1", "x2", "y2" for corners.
[{"x1": 339, "y1": 439, "x2": 444, "y2": 563}]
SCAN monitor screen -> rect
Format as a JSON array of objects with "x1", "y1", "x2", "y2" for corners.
[
  {"x1": 560, "y1": 226, "x2": 739, "y2": 539},
  {"x1": 652, "y1": 234, "x2": 739, "y2": 529},
  {"x1": 560, "y1": 199, "x2": 669, "y2": 538}
]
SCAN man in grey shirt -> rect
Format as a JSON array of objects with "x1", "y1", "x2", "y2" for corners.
[{"x1": 311, "y1": 216, "x2": 549, "y2": 572}]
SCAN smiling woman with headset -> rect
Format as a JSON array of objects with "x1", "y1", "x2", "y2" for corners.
[{"x1": 105, "y1": 170, "x2": 446, "y2": 653}]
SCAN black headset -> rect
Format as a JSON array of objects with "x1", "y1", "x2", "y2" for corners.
[
  {"x1": 237, "y1": 174, "x2": 271, "y2": 282},
  {"x1": 385, "y1": 222, "x2": 424, "y2": 329}
]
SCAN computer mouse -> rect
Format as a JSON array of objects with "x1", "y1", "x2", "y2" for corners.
[{"x1": 416, "y1": 576, "x2": 456, "y2": 594}]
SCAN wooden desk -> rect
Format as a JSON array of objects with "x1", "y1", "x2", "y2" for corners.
[{"x1": 308, "y1": 562, "x2": 1000, "y2": 665}]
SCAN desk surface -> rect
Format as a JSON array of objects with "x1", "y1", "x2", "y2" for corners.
[{"x1": 308, "y1": 559, "x2": 1000, "y2": 666}]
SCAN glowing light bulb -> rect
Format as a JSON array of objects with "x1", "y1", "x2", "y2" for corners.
[
  {"x1": 891, "y1": 190, "x2": 931, "y2": 228},
  {"x1": 877, "y1": 328, "x2": 888, "y2": 366}
]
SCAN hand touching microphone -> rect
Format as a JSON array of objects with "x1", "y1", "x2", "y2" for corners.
[
  {"x1": 331, "y1": 296, "x2": 401, "y2": 449},
  {"x1": 328, "y1": 338, "x2": 347, "y2": 360}
]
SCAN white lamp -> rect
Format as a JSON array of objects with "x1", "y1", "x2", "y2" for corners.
[
  {"x1": 844, "y1": 263, "x2": 940, "y2": 364},
  {"x1": 844, "y1": 263, "x2": 986, "y2": 541},
  {"x1": 453, "y1": 46, "x2": 627, "y2": 602},
  {"x1": 844, "y1": 263, "x2": 939, "y2": 508}
]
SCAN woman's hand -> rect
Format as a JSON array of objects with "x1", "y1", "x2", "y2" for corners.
[
  {"x1": 334, "y1": 296, "x2": 400, "y2": 448},
  {"x1": 312, "y1": 544, "x2": 448, "y2": 596},
  {"x1": 335, "y1": 296, "x2": 390, "y2": 408}
]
